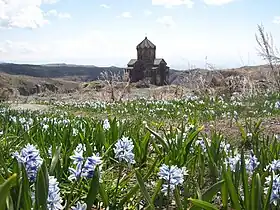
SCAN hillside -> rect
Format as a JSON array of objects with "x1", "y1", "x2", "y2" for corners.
[
  {"x1": 0, "y1": 63, "x2": 123, "y2": 82},
  {"x1": 0, "y1": 62, "x2": 278, "y2": 101}
]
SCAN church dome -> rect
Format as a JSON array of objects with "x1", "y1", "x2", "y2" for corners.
[{"x1": 136, "y1": 37, "x2": 156, "y2": 49}]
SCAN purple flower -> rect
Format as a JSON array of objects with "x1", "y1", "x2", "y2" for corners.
[
  {"x1": 13, "y1": 144, "x2": 43, "y2": 182},
  {"x1": 114, "y1": 137, "x2": 135, "y2": 164},
  {"x1": 245, "y1": 151, "x2": 259, "y2": 174},
  {"x1": 71, "y1": 201, "x2": 87, "y2": 210},
  {"x1": 47, "y1": 176, "x2": 64, "y2": 210},
  {"x1": 158, "y1": 164, "x2": 185, "y2": 194},
  {"x1": 68, "y1": 144, "x2": 102, "y2": 181}
]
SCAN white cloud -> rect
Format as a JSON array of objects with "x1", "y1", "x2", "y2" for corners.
[
  {"x1": 117, "y1": 12, "x2": 132, "y2": 18},
  {"x1": 45, "y1": 10, "x2": 71, "y2": 19},
  {"x1": 152, "y1": 0, "x2": 194, "y2": 8},
  {"x1": 203, "y1": 0, "x2": 236, "y2": 5},
  {"x1": 273, "y1": 16, "x2": 280, "y2": 24},
  {"x1": 144, "y1": 9, "x2": 152, "y2": 16},
  {"x1": 100, "y1": 4, "x2": 110, "y2": 9},
  {"x1": 0, "y1": 0, "x2": 61, "y2": 29},
  {"x1": 156, "y1": 16, "x2": 175, "y2": 27}
]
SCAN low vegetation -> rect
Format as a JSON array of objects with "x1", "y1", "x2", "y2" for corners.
[{"x1": 0, "y1": 91, "x2": 280, "y2": 209}]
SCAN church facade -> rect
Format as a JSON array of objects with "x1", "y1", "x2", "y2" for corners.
[{"x1": 125, "y1": 37, "x2": 169, "y2": 86}]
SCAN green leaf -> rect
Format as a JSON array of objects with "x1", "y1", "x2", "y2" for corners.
[
  {"x1": 0, "y1": 174, "x2": 17, "y2": 210},
  {"x1": 86, "y1": 168, "x2": 100, "y2": 210},
  {"x1": 174, "y1": 187, "x2": 183, "y2": 210},
  {"x1": 223, "y1": 168, "x2": 242, "y2": 210},
  {"x1": 189, "y1": 198, "x2": 219, "y2": 210},
  {"x1": 49, "y1": 145, "x2": 61, "y2": 175},
  {"x1": 241, "y1": 150, "x2": 249, "y2": 209},
  {"x1": 135, "y1": 169, "x2": 155, "y2": 210},
  {"x1": 99, "y1": 182, "x2": 109, "y2": 208},
  {"x1": 19, "y1": 165, "x2": 32, "y2": 210},
  {"x1": 35, "y1": 162, "x2": 49, "y2": 210},
  {"x1": 263, "y1": 173, "x2": 273, "y2": 210},
  {"x1": 202, "y1": 180, "x2": 225, "y2": 202},
  {"x1": 145, "y1": 126, "x2": 169, "y2": 151},
  {"x1": 119, "y1": 157, "x2": 160, "y2": 206}
]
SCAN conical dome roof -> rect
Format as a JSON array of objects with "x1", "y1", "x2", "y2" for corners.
[{"x1": 136, "y1": 37, "x2": 156, "y2": 49}]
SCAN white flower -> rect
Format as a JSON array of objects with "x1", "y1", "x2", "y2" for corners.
[
  {"x1": 103, "y1": 119, "x2": 110, "y2": 130},
  {"x1": 158, "y1": 164, "x2": 184, "y2": 194},
  {"x1": 47, "y1": 176, "x2": 64, "y2": 210},
  {"x1": 114, "y1": 137, "x2": 135, "y2": 164}
]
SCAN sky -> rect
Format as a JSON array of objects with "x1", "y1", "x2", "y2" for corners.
[{"x1": 0, "y1": 0, "x2": 280, "y2": 69}]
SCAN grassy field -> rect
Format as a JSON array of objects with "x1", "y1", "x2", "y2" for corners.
[{"x1": 0, "y1": 91, "x2": 280, "y2": 209}]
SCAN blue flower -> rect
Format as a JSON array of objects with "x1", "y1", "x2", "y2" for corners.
[
  {"x1": 265, "y1": 159, "x2": 280, "y2": 172},
  {"x1": 158, "y1": 164, "x2": 184, "y2": 194},
  {"x1": 82, "y1": 154, "x2": 102, "y2": 178},
  {"x1": 68, "y1": 144, "x2": 102, "y2": 181},
  {"x1": 224, "y1": 154, "x2": 241, "y2": 172},
  {"x1": 245, "y1": 151, "x2": 259, "y2": 174},
  {"x1": 264, "y1": 173, "x2": 280, "y2": 206},
  {"x1": 70, "y1": 144, "x2": 85, "y2": 165},
  {"x1": 13, "y1": 144, "x2": 43, "y2": 182},
  {"x1": 68, "y1": 162, "x2": 83, "y2": 181},
  {"x1": 47, "y1": 176, "x2": 64, "y2": 210},
  {"x1": 71, "y1": 201, "x2": 87, "y2": 210},
  {"x1": 103, "y1": 119, "x2": 110, "y2": 130},
  {"x1": 114, "y1": 137, "x2": 135, "y2": 164},
  {"x1": 195, "y1": 137, "x2": 206, "y2": 153}
]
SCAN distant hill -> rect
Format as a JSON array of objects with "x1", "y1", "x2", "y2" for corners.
[{"x1": 0, "y1": 63, "x2": 124, "y2": 82}]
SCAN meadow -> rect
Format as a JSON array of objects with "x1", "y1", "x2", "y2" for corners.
[{"x1": 0, "y1": 91, "x2": 280, "y2": 210}]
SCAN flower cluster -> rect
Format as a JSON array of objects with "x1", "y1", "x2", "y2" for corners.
[
  {"x1": 114, "y1": 137, "x2": 135, "y2": 164},
  {"x1": 220, "y1": 141, "x2": 231, "y2": 154},
  {"x1": 264, "y1": 173, "x2": 280, "y2": 206},
  {"x1": 195, "y1": 137, "x2": 206, "y2": 153},
  {"x1": 245, "y1": 151, "x2": 259, "y2": 175},
  {"x1": 103, "y1": 119, "x2": 110, "y2": 130},
  {"x1": 265, "y1": 159, "x2": 280, "y2": 172},
  {"x1": 158, "y1": 164, "x2": 185, "y2": 194},
  {"x1": 13, "y1": 144, "x2": 43, "y2": 182},
  {"x1": 47, "y1": 176, "x2": 64, "y2": 210},
  {"x1": 71, "y1": 201, "x2": 87, "y2": 210},
  {"x1": 224, "y1": 154, "x2": 241, "y2": 172},
  {"x1": 68, "y1": 144, "x2": 102, "y2": 181}
]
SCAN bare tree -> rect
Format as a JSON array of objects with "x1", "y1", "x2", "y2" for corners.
[
  {"x1": 255, "y1": 24, "x2": 280, "y2": 89},
  {"x1": 99, "y1": 70, "x2": 131, "y2": 102}
]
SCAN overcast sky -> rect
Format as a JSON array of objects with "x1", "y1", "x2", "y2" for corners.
[{"x1": 0, "y1": 0, "x2": 280, "y2": 69}]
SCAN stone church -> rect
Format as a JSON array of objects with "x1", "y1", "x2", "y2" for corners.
[{"x1": 125, "y1": 37, "x2": 169, "y2": 86}]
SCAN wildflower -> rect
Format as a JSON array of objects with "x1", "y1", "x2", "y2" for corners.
[
  {"x1": 42, "y1": 124, "x2": 49, "y2": 130},
  {"x1": 220, "y1": 141, "x2": 231, "y2": 154},
  {"x1": 247, "y1": 132, "x2": 253, "y2": 137},
  {"x1": 47, "y1": 176, "x2": 64, "y2": 210},
  {"x1": 72, "y1": 128, "x2": 78, "y2": 136},
  {"x1": 70, "y1": 144, "x2": 85, "y2": 165},
  {"x1": 13, "y1": 144, "x2": 43, "y2": 182},
  {"x1": 71, "y1": 201, "x2": 87, "y2": 210},
  {"x1": 265, "y1": 159, "x2": 280, "y2": 172},
  {"x1": 103, "y1": 119, "x2": 110, "y2": 130},
  {"x1": 224, "y1": 154, "x2": 241, "y2": 172},
  {"x1": 82, "y1": 154, "x2": 102, "y2": 178},
  {"x1": 114, "y1": 136, "x2": 135, "y2": 164},
  {"x1": 275, "y1": 101, "x2": 280, "y2": 109},
  {"x1": 158, "y1": 164, "x2": 185, "y2": 194},
  {"x1": 195, "y1": 137, "x2": 206, "y2": 153},
  {"x1": 245, "y1": 151, "x2": 259, "y2": 174},
  {"x1": 68, "y1": 162, "x2": 83, "y2": 181},
  {"x1": 0, "y1": 130, "x2": 3, "y2": 135},
  {"x1": 68, "y1": 144, "x2": 102, "y2": 181},
  {"x1": 264, "y1": 173, "x2": 280, "y2": 206}
]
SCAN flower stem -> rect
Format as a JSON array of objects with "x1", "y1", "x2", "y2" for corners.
[{"x1": 113, "y1": 165, "x2": 123, "y2": 208}]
